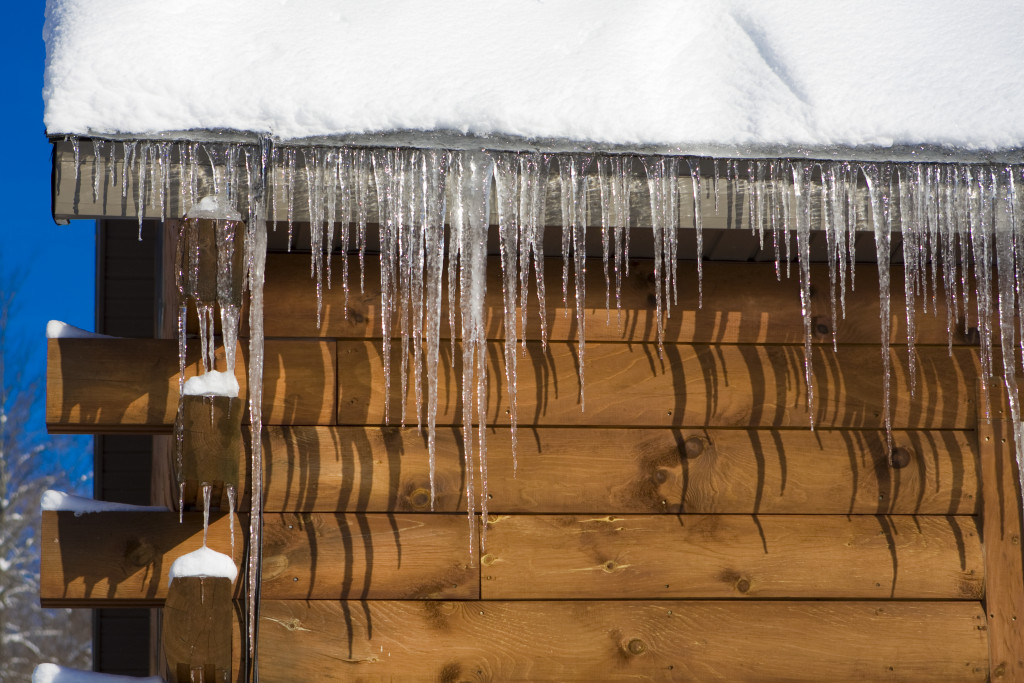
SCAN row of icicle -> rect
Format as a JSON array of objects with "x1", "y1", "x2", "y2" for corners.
[{"x1": 69, "y1": 136, "x2": 1024, "y2": 682}]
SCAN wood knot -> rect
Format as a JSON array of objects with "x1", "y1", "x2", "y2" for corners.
[
  {"x1": 407, "y1": 487, "x2": 431, "y2": 510},
  {"x1": 652, "y1": 468, "x2": 669, "y2": 484},
  {"x1": 125, "y1": 539, "x2": 155, "y2": 567},
  {"x1": 683, "y1": 436, "x2": 705, "y2": 458},
  {"x1": 347, "y1": 308, "x2": 365, "y2": 323},
  {"x1": 890, "y1": 446, "x2": 912, "y2": 469},
  {"x1": 627, "y1": 639, "x2": 646, "y2": 656},
  {"x1": 812, "y1": 316, "x2": 832, "y2": 337},
  {"x1": 736, "y1": 578, "x2": 751, "y2": 594}
]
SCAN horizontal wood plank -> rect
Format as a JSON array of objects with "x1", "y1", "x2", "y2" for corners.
[
  {"x1": 338, "y1": 341, "x2": 979, "y2": 429},
  {"x1": 47, "y1": 338, "x2": 336, "y2": 433},
  {"x1": 261, "y1": 426, "x2": 978, "y2": 515},
  {"x1": 256, "y1": 600, "x2": 988, "y2": 681},
  {"x1": 267, "y1": 254, "x2": 974, "y2": 346},
  {"x1": 482, "y1": 514, "x2": 982, "y2": 600},
  {"x1": 41, "y1": 511, "x2": 474, "y2": 606},
  {"x1": 40, "y1": 511, "x2": 240, "y2": 608}
]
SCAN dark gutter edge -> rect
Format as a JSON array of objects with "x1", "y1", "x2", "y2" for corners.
[{"x1": 47, "y1": 129, "x2": 1024, "y2": 165}]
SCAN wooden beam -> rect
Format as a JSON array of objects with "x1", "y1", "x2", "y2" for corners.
[
  {"x1": 260, "y1": 426, "x2": 979, "y2": 515},
  {"x1": 40, "y1": 511, "x2": 475, "y2": 606},
  {"x1": 47, "y1": 338, "x2": 336, "y2": 433},
  {"x1": 180, "y1": 395, "x2": 243, "y2": 511},
  {"x1": 40, "y1": 511, "x2": 240, "y2": 608},
  {"x1": 267, "y1": 255, "x2": 978, "y2": 345},
  {"x1": 162, "y1": 576, "x2": 233, "y2": 683},
  {"x1": 338, "y1": 341, "x2": 980, "y2": 429},
  {"x1": 978, "y1": 399, "x2": 1024, "y2": 679},
  {"x1": 481, "y1": 514, "x2": 982, "y2": 600},
  {"x1": 256, "y1": 600, "x2": 988, "y2": 681}
]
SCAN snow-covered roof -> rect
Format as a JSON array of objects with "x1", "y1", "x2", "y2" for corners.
[{"x1": 43, "y1": 1, "x2": 1024, "y2": 160}]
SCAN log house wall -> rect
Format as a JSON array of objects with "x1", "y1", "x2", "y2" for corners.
[{"x1": 44, "y1": 222, "x2": 1024, "y2": 679}]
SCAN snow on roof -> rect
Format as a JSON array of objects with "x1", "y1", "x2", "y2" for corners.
[
  {"x1": 41, "y1": 490, "x2": 169, "y2": 515},
  {"x1": 168, "y1": 546, "x2": 238, "y2": 585},
  {"x1": 33, "y1": 663, "x2": 164, "y2": 683},
  {"x1": 43, "y1": 1, "x2": 1024, "y2": 157}
]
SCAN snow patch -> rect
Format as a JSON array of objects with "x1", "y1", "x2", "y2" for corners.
[
  {"x1": 168, "y1": 546, "x2": 238, "y2": 585},
  {"x1": 33, "y1": 663, "x2": 164, "y2": 683},
  {"x1": 46, "y1": 321, "x2": 114, "y2": 339},
  {"x1": 43, "y1": 0, "x2": 1024, "y2": 153},
  {"x1": 182, "y1": 370, "x2": 240, "y2": 397},
  {"x1": 41, "y1": 490, "x2": 168, "y2": 515},
  {"x1": 185, "y1": 194, "x2": 242, "y2": 221}
]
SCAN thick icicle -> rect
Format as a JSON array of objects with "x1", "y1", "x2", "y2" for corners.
[
  {"x1": 791, "y1": 162, "x2": 816, "y2": 428},
  {"x1": 641, "y1": 156, "x2": 679, "y2": 353},
  {"x1": 494, "y1": 153, "x2": 522, "y2": 470},
  {"x1": 862, "y1": 163, "x2": 895, "y2": 454},
  {"x1": 557, "y1": 155, "x2": 592, "y2": 409},
  {"x1": 455, "y1": 151, "x2": 493, "y2": 558},
  {"x1": 243, "y1": 137, "x2": 271, "y2": 680}
]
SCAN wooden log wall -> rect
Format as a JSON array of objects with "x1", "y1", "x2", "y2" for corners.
[{"x1": 45, "y1": 249, "x2": 1024, "y2": 681}]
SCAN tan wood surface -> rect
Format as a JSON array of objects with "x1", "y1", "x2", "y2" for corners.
[
  {"x1": 979, "y1": 405, "x2": 1024, "y2": 679},
  {"x1": 338, "y1": 341, "x2": 979, "y2": 429},
  {"x1": 47, "y1": 338, "x2": 336, "y2": 432},
  {"x1": 162, "y1": 576, "x2": 233, "y2": 683},
  {"x1": 254, "y1": 599, "x2": 988, "y2": 681},
  {"x1": 481, "y1": 514, "x2": 982, "y2": 600},
  {"x1": 180, "y1": 395, "x2": 243, "y2": 511},
  {"x1": 260, "y1": 426, "x2": 978, "y2": 515},
  {"x1": 41, "y1": 511, "x2": 474, "y2": 606},
  {"x1": 267, "y1": 254, "x2": 973, "y2": 346}
]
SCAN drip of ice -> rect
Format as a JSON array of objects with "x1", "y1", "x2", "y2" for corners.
[
  {"x1": 641, "y1": 155, "x2": 680, "y2": 352},
  {"x1": 201, "y1": 482, "x2": 212, "y2": 547},
  {"x1": 494, "y1": 153, "x2": 522, "y2": 471},
  {"x1": 227, "y1": 483, "x2": 237, "y2": 556},
  {"x1": 455, "y1": 150, "x2": 493, "y2": 558},
  {"x1": 792, "y1": 161, "x2": 816, "y2": 427}
]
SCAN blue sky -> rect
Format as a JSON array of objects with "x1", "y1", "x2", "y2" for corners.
[{"x1": 2, "y1": 2, "x2": 94, "y2": 481}]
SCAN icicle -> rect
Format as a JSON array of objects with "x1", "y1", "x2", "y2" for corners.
[
  {"x1": 227, "y1": 484, "x2": 237, "y2": 557},
  {"x1": 285, "y1": 147, "x2": 297, "y2": 250},
  {"x1": 90, "y1": 139, "x2": 102, "y2": 204},
  {"x1": 686, "y1": 158, "x2": 703, "y2": 307},
  {"x1": 456, "y1": 150, "x2": 493, "y2": 558},
  {"x1": 201, "y1": 482, "x2": 212, "y2": 547},
  {"x1": 71, "y1": 137, "x2": 80, "y2": 190},
  {"x1": 558, "y1": 154, "x2": 592, "y2": 409},
  {"x1": 494, "y1": 153, "x2": 521, "y2": 473},
  {"x1": 243, "y1": 136, "x2": 271, "y2": 677},
  {"x1": 862, "y1": 162, "x2": 895, "y2": 454},
  {"x1": 713, "y1": 158, "x2": 721, "y2": 214},
  {"x1": 822, "y1": 162, "x2": 841, "y2": 350},
  {"x1": 641, "y1": 156, "x2": 678, "y2": 353},
  {"x1": 373, "y1": 150, "x2": 399, "y2": 424},
  {"x1": 355, "y1": 149, "x2": 371, "y2": 293},
  {"x1": 519, "y1": 154, "x2": 549, "y2": 348},
  {"x1": 791, "y1": 161, "x2": 816, "y2": 428},
  {"x1": 421, "y1": 150, "x2": 448, "y2": 508},
  {"x1": 897, "y1": 167, "x2": 919, "y2": 397}
]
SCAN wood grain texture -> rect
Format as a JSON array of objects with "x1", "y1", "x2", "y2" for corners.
[
  {"x1": 260, "y1": 426, "x2": 978, "y2": 515},
  {"x1": 266, "y1": 253, "x2": 975, "y2": 346},
  {"x1": 47, "y1": 338, "x2": 336, "y2": 432},
  {"x1": 256, "y1": 600, "x2": 988, "y2": 681},
  {"x1": 481, "y1": 514, "x2": 982, "y2": 600},
  {"x1": 260, "y1": 513, "x2": 476, "y2": 600},
  {"x1": 338, "y1": 341, "x2": 979, "y2": 429},
  {"x1": 40, "y1": 512, "x2": 474, "y2": 606},
  {"x1": 978, "y1": 406, "x2": 1024, "y2": 680},
  {"x1": 180, "y1": 395, "x2": 243, "y2": 511},
  {"x1": 40, "y1": 511, "x2": 240, "y2": 608},
  {"x1": 162, "y1": 577, "x2": 233, "y2": 683}
]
